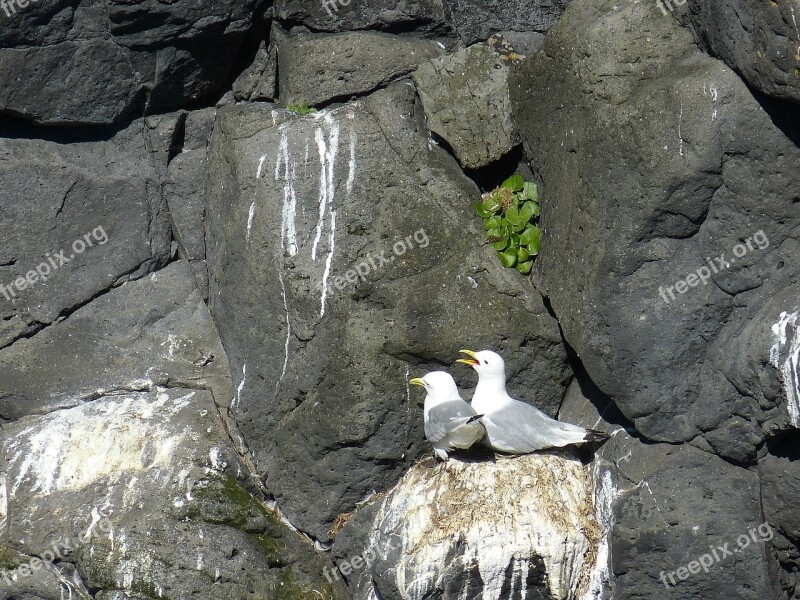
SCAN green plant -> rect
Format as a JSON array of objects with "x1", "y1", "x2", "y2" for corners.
[
  {"x1": 475, "y1": 174, "x2": 541, "y2": 274},
  {"x1": 286, "y1": 102, "x2": 317, "y2": 115}
]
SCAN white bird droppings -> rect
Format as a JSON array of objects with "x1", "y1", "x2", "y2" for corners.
[{"x1": 771, "y1": 310, "x2": 800, "y2": 427}]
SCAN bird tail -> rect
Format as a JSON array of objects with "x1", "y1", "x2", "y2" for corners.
[
  {"x1": 466, "y1": 414, "x2": 484, "y2": 424},
  {"x1": 583, "y1": 428, "x2": 609, "y2": 443}
]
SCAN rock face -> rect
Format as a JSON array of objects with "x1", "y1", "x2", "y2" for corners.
[
  {"x1": 0, "y1": 120, "x2": 172, "y2": 347},
  {"x1": 340, "y1": 453, "x2": 604, "y2": 600},
  {"x1": 443, "y1": 0, "x2": 571, "y2": 45},
  {"x1": 0, "y1": 261, "x2": 341, "y2": 599},
  {"x1": 760, "y1": 437, "x2": 800, "y2": 595},
  {"x1": 205, "y1": 83, "x2": 571, "y2": 542},
  {"x1": 279, "y1": 32, "x2": 443, "y2": 107},
  {"x1": 414, "y1": 44, "x2": 520, "y2": 169},
  {"x1": 0, "y1": 262, "x2": 230, "y2": 420},
  {"x1": 161, "y1": 108, "x2": 218, "y2": 298},
  {"x1": 682, "y1": 0, "x2": 800, "y2": 104},
  {"x1": 510, "y1": 0, "x2": 800, "y2": 462},
  {"x1": 2, "y1": 386, "x2": 343, "y2": 599},
  {"x1": 2, "y1": 0, "x2": 800, "y2": 598},
  {"x1": 610, "y1": 447, "x2": 773, "y2": 599},
  {"x1": 271, "y1": 0, "x2": 570, "y2": 44},
  {"x1": 0, "y1": 0, "x2": 270, "y2": 124},
  {"x1": 272, "y1": 0, "x2": 450, "y2": 36}
]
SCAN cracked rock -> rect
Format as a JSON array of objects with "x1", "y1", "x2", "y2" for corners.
[
  {"x1": 205, "y1": 81, "x2": 571, "y2": 541},
  {"x1": 0, "y1": 261, "x2": 230, "y2": 420},
  {"x1": 278, "y1": 31, "x2": 443, "y2": 107}
]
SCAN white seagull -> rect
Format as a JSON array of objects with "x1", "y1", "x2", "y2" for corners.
[
  {"x1": 457, "y1": 350, "x2": 607, "y2": 454},
  {"x1": 409, "y1": 371, "x2": 486, "y2": 460}
]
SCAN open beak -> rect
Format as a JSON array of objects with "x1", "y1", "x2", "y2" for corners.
[
  {"x1": 456, "y1": 349, "x2": 479, "y2": 366},
  {"x1": 408, "y1": 377, "x2": 425, "y2": 387}
]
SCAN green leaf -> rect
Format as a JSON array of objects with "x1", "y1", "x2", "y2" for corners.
[
  {"x1": 500, "y1": 174, "x2": 524, "y2": 192},
  {"x1": 519, "y1": 226, "x2": 539, "y2": 245},
  {"x1": 510, "y1": 233, "x2": 521, "y2": 247},
  {"x1": 530, "y1": 201, "x2": 540, "y2": 217},
  {"x1": 482, "y1": 196, "x2": 502, "y2": 213},
  {"x1": 490, "y1": 229, "x2": 509, "y2": 251},
  {"x1": 517, "y1": 260, "x2": 533, "y2": 274},
  {"x1": 475, "y1": 203, "x2": 494, "y2": 219},
  {"x1": 499, "y1": 249, "x2": 518, "y2": 268},
  {"x1": 527, "y1": 226, "x2": 542, "y2": 254},
  {"x1": 517, "y1": 247, "x2": 530, "y2": 262},
  {"x1": 522, "y1": 182, "x2": 538, "y2": 202},
  {"x1": 483, "y1": 216, "x2": 502, "y2": 230},
  {"x1": 505, "y1": 205, "x2": 520, "y2": 226},
  {"x1": 519, "y1": 202, "x2": 535, "y2": 224}
]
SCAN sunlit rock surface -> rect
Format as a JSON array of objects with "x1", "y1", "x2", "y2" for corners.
[{"x1": 344, "y1": 453, "x2": 615, "y2": 600}]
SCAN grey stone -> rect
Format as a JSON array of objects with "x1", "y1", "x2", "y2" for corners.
[
  {"x1": 0, "y1": 0, "x2": 270, "y2": 125},
  {"x1": 278, "y1": 31, "x2": 443, "y2": 107},
  {"x1": 233, "y1": 38, "x2": 278, "y2": 102},
  {"x1": 443, "y1": 0, "x2": 571, "y2": 45},
  {"x1": 162, "y1": 109, "x2": 217, "y2": 298},
  {"x1": 683, "y1": 0, "x2": 800, "y2": 103},
  {"x1": 272, "y1": 0, "x2": 569, "y2": 45},
  {"x1": 273, "y1": 0, "x2": 449, "y2": 36},
  {"x1": 205, "y1": 82, "x2": 571, "y2": 540},
  {"x1": 0, "y1": 120, "x2": 172, "y2": 348},
  {"x1": 0, "y1": 261, "x2": 230, "y2": 420},
  {"x1": 558, "y1": 374, "x2": 778, "y2": 599},
  {"x1": 2, "y1": 386, "x2": 344, "y2": 599},
  {"x1": 611, "y1": 448, "x2": 773, "y2": 599},
  {"x1": 0, "y1": 40, "x2": 140, "y2": 126},
  {"x1": 510, "y1": 0, "x2": 800, "y2": 461},
  {"x1": 414, "y1": 44, "x2": 519, "y2": 169},
  {"x1": 498, "y1": 30, "x2": 546, "y2": 56},
  {"x1": 759, "y1": 437, "x2": 800, "y2": 592}
]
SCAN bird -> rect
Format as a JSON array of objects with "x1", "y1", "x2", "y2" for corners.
[
  {"x1": 409, "y1": 371, "x2": 486, "y2": 460},
  {"x1": 456, "y1": 350, "x2": 608, "y2": 454}
]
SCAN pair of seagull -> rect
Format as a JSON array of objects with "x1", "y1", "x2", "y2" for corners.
[{"x1": 409, "y1": 350, "x2": 607, "y2": 460}]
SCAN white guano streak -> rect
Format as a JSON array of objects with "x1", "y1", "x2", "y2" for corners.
[
  {"x1": 320, "y1": 210, "x2": 337, "y2": 317},
  {"x1": 347, "y1": 130, "x2": 357, "y2": 195},
  {"x1": 246, "y1": 202, "x2": 256, "y2": 244},
  {"x1": 311, "y1": 117, "x2": 340, "y2": 261},
  {"x1": 275, "y1": 133, "x2": 298, "y2": 257},
  {"x1": 581, "y1": 465, "x2": 618, "y2": 600},
  {"x1": 771, "y1": 310, "x2": 800, "y2": 427},
  {"x1": 276, "y1": 271, "x2": 292, "y2": 395},
  {"x1": 233, "y1": 364, "x2": 246, "y2": 410}
]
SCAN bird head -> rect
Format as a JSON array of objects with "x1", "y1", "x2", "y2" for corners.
[
  {"x1": 409, "y1": 371, "x2": 460, "y2": 399},
  {"x1": 456, "y1": 350, "x2": 506, "y2": 380}
]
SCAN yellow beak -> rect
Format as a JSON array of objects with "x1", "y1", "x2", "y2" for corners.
[
  {"x1": 408, "y1": 377, "x2": 425, "y2": 387},
  {"x1": 456, "y1": 349, "x2": 479, "y2": 366}
]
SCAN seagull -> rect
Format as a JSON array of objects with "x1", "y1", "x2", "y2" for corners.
[
  {"x1": 409, "y1": 371, "x2": 486, "y2": 460},
  {"x1": 456, "y1": 350, "x2": 608, "y2": 454}
]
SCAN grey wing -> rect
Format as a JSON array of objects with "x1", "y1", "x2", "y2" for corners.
[
  {"x1": 486, "y1": 401, "x2": 587, "y2": 452},
  {"x1": 425, "y1": 401, "x2": 479, "y2": 443}
]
